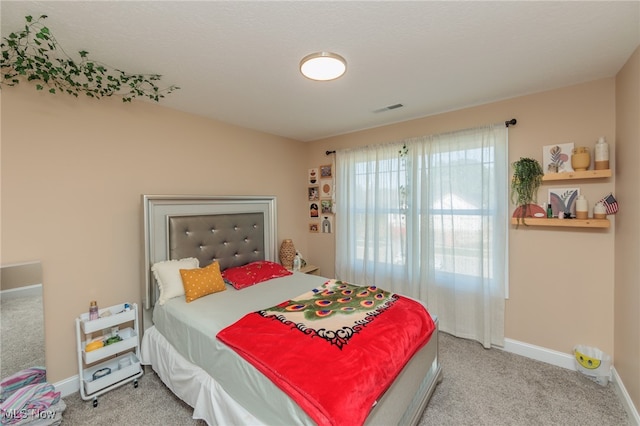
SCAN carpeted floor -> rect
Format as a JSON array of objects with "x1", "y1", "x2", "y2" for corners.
[
  {"x1": 61, "y1": 332, "x2": 630, "y2": 425},
  {"x1": 419, "y1": 333, "x2": 629, "y2": 426}
]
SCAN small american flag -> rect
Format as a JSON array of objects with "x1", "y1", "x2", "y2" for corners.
[{"x1": 600, "y1": 193, "x2": 619, "y2": 214}]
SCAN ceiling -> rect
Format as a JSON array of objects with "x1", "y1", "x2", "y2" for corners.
[{"x1": 2, "y1": 1, "x2": 639, "y2": 142}]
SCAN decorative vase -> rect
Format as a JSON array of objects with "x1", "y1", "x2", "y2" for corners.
[
  {"x1": 594, "y1": 202, "x2": 607, "y2": 219},
  {"x1": 571, "y1": 147, "x2": 591, "y2": 171},
  {"x1": 279, "y1": 239, "x2": 296, "y2": 269},
  {"x1": 594, "y1": 137, "x2": 609, "y2": 170},
  {"x1": 576, "y1": 195, "x2": 588, "y2": 219}
]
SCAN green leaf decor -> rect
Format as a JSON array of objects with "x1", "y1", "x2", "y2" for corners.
[
  {"x1": 511, "y1": 157, "x2": 544, "y2": 225},
  {"x1": 1, "y1": 15, "x2": 179, "y2": 102}
]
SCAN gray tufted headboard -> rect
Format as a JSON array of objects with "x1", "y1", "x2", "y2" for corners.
[
  {"x1": 168, "y1": 213, "x2": 265, "y2": 271},
  {"x1": 142, "y1": 195, "x2": 277, "y2": 322}
]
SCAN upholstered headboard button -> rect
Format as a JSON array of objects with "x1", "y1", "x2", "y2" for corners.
[{"x1": 169, "y1": 213, "x2": 265, "y2": 271}]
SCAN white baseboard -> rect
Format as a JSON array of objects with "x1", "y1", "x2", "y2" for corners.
[
  {"x1": 502, "y1": 338, "x2": 576, "y2": 370},
  {"x1": 54, "y1": 375, "x2": 79, "y2": 398},
  {"x1": 612, "y1": 368, "x2": 640, "y2": 425},
  {"x1": 501, "y1": 338, "x2": 639, "y2": 425}
]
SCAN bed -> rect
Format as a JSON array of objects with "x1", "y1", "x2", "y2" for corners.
[{"x1": 140, "y1": 195, "x2": 442, "y2": 425}]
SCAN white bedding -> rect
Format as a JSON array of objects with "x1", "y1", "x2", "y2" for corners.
[
  {"x1": 148, "y1": 272, "x2": 328, "y2": 425},
  {"x1": 141, "y1": 326, "x2": 261, "y2": 425}
]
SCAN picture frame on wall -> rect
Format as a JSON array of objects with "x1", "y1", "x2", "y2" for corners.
[
  {"x1": 320, "y1": 164, "x2": 332, "y2": 179},
  {"x1": 308, "y1": 186, "x2": 319, "y2": 201},
  {"x1": 309, "y1": 202, "x2": 319, "y2": 218},
  {"x1": 321, "y1": 215, "x2": 333, "y2": 234},
  {"x1": 320, "y1": 179, "x2": 333, "y2": 199},
  {"x1": 308, "y1": 168, "x2": 319, "y2": 185},
  {"x1": 548, "y1": 187, "x2": 580, "y2": 217},
  {"x1": 309, "y1": 222, "x2": 319, "y2": 233},
  {"x1": 321, "y1": 200, "x2": 333, "y2": 214},
  {"x1": 542, "y1": 143, "x2": 574, "y2": 174}
]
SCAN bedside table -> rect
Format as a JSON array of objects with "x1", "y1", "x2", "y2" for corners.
[{"x1": 299, "y1": 264, "x2": 320, "y2": 275}]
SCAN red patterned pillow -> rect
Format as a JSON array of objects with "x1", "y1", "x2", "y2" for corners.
[{"x1": 222, "y1": 260, "x2": 292, "y2": 290}]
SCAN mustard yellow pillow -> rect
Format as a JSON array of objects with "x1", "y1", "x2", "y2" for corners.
[{"x1": 180, "y1": 261, "x2": 226, "y2": 303}]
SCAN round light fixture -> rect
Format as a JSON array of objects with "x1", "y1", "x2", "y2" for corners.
[{"x1": 299, "y1": 52, "x2": 347, "y2": 81}]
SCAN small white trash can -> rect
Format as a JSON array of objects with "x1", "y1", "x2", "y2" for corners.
[{"x1": 574, "y1": 345, "x2": 611, "y2": 386}]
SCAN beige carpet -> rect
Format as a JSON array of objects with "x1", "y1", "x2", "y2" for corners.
[
  {"x1": 1, "y1": 286, "x2": 45, "y2": 379},
  {"x1": 61, "y1": 332, "x2": 630, "y2": 425},
  {"x1": 419, "y1": 333, "x2": 629, "y2": 426}
]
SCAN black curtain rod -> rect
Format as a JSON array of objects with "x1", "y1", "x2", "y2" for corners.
[{"x1": 326, "y1": 119, "x2": 517, "y2": 155}]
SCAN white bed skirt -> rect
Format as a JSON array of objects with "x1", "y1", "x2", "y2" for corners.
[{"x1": 140, "y1": 326, "x2": 263, "y2": 426}]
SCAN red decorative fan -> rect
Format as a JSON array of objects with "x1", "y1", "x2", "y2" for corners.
[{"x1": 512, "y1": 203, "x2": 546, "y2": 218}]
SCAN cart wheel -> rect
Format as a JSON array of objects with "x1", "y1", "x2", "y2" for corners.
[
  {"x1": 134, "y1": 380, "x2": 138, "y2": 388},
  {"x1": 92, "y1": 399, "x2": 98, "y2": 408}
]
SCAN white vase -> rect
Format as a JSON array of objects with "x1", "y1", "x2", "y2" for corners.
[
  {"x1": 576, "y1": 195, "x2": 588, "y2": 219},
  {"x1": 595, "y1": 137, "x2": 609, "y2": 170},
  {"x1": 594, "y1": 202, "x2": 607, "y2": 219}
]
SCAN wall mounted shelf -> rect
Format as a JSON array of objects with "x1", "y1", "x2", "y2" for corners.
[
  {"x1": 542, "y1": 169, "x2": 611, "y2": 181},
  {"x1": 511, "y1": 218, "x2": 610, "y2": 228}
]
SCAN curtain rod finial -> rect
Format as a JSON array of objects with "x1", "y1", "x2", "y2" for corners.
[
  {"x1": 505, "y1": 118, "x2": 517, "y2": 127},
  {"x1": 326, "y1": 150, "x2": 336, "y2": 156}
]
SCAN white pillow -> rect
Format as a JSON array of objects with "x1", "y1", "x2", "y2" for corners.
[{"x1": 151, "y1": 257, "x2": 199, "y2": 305}]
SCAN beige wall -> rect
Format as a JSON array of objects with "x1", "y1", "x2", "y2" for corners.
[
  {"x1": 1, "y1": 85, "x2": 311, "y2": 382},
  {"x1": 306, "y1": 78, "x2": 617, "y2": 358},
  {"x1": 615, "y1": 45, "x2": 640, "y2": 413}
]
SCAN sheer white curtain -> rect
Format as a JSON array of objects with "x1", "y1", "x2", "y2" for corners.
[{"x1": 335, "y1": 124, "x2": 508, "y2": 348}]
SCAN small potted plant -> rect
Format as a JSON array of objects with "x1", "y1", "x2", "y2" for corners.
[{"x1": 511, "y1": 157, "x2": 544, "y2": 225}]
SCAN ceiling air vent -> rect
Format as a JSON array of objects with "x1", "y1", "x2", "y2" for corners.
[{"x1": 373, "y1": 103, "x2": 404, "y2": 113}]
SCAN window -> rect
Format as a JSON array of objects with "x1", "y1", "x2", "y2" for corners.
[{"x1": 336, "y1": 124, "x2": 508, "y2": 347}]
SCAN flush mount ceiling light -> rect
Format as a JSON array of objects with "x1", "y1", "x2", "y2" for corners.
[{"x1": 299, "y1": 52, "x2": 347, "y2": 81}]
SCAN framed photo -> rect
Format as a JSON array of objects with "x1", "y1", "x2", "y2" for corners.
[
  {"x1": 309, "y1": 222, "x2": 319, "y2": 233},
  {"x1": 308, "y1": 186, "x2": 319, "y2": 201},
  {"x1": 321, "y1": 215, "x2": 333, "y2": 234},
  {"x1": 548, "y1": 187, "x2": 580, "y2": 217},
  {"x1": 543, "y1": 143, "x2": 574, "y2": 174},
  {"x1": 320, "y1": 179, "x2": 333, "y2": 199},
  {"x1": 321, "y1": 200, "x2": 333, "y2": 214},
  {"x1": 320, "y1": 164, "x2": 332, "y2": 179},
  {"x1": 309, "y1": 202, "x2": 319, "y2": 218},
  {"x1": 308, "y1": 168, "x2": 319, "y2": 185}
]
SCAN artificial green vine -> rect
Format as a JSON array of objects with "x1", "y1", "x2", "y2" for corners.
[
  {"x1": 511, "y1": 157, "x2": 544, "y2": 224},
  {"x1": 398, "y1": 143, "x2": 409, "y2": 214},
  {"x1": 1, "y1": 15, "x2": 179, "y2": 102}
]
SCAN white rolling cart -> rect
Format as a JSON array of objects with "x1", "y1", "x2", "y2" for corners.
[{"x1": 75, "y1": 302, "x2": 143, "y2": 407}]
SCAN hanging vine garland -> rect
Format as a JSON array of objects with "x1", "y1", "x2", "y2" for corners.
[{"x1": 0, "y1": 15, "x2": 179, "y2": 102}]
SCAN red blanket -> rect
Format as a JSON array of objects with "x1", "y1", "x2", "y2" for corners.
[{"x1": 217, "y1": 279, "x2": 435, "y2": 426}]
